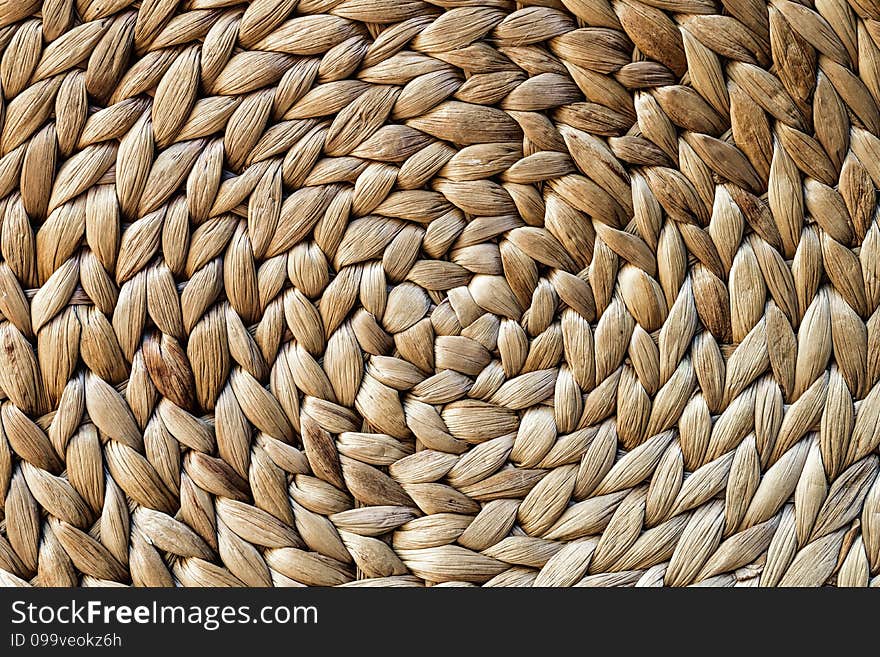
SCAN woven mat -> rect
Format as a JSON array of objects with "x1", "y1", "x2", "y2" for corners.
[{"x1": 0, "y1": 0, "x2": 878, "y2": 588}]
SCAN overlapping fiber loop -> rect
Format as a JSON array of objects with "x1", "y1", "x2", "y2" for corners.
[{"x1": 0, "y1": 0, "x2": 879, "y2": 587}]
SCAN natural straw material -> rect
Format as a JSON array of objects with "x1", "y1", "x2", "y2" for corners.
[{"x1": 0, "y1": 0, "x2": 879, "y2": 589}]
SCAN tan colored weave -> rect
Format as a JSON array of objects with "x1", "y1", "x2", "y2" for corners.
[{"x1": 0, "y1": 0, "x2": 878, "y2": 588}]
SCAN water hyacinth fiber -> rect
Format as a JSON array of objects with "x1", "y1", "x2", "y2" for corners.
[{"x1": 0, "y1": 0, "x2": 879, "y2": 588}]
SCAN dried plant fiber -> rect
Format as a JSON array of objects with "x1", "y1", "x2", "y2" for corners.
[{"x1": 0, "y1": 0, "x2": 879, "y2": 589}]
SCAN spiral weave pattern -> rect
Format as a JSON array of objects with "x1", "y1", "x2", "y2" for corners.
[{"x1": 1, "y1": 0, "x2": 879, "y2": 587}]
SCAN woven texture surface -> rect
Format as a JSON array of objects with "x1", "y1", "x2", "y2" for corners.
[{"x1": 1, "y1": 0, "x2": 879, "y2": 588}]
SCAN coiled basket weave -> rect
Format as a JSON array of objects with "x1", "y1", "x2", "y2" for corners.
[{"x1": 0, "y1": 0, "x2": 879, "y2": 589}]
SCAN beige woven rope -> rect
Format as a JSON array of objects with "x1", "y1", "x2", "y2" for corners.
[{"x1": 0, "y1": 0, "x2": 878, "y2": 588}]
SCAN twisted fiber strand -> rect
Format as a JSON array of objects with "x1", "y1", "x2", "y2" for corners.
[{"x1": 0, "y1": 0, "x2": 878, "y2": 588}]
